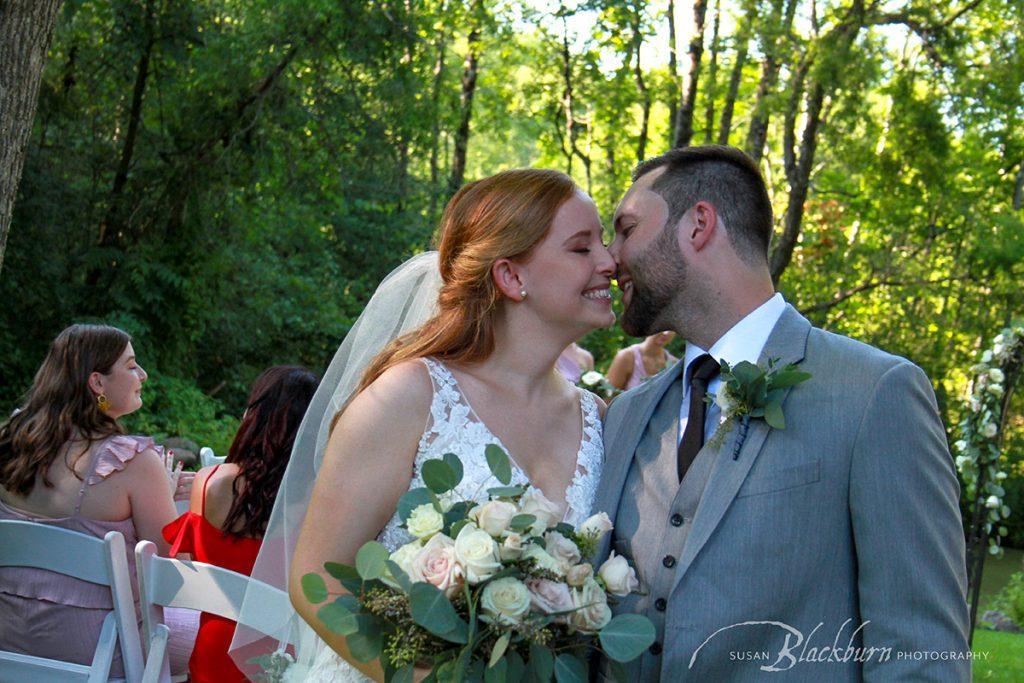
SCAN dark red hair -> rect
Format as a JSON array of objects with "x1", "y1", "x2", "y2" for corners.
[{"x1": 223, "y1": 365, "x2": 318, "y2": 538}]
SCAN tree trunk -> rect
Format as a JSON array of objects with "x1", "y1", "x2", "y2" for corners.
[
  {"x1": 717, "y1": 38, "x2": 747, "y2": 145},
  {"x1": 0, "y1": 0, "x2": 65, "y2": 275},
  {"x1": 447, "y1": 28, "x2": 480, "y2": 198},
  {"x1": 673, "y1": 0, "x2": 708, "y2": 148},
  {"x1": 632, "y1": 12, "x2": 651, "y2": 162},
  {"x1": 428, "y1": 34, "x2": 447, "y2": 218},
  {"x1": 745, "y1": 0, "x2": 797, "y2": 165},
  {"x1": 667, "y1": 0, "x2": 679, "y2": 148},
  {"x1": 703, "y1": 0, "x2": 721, "y2": 143}
]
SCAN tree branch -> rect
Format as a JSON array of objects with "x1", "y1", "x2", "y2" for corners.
[{"x1": 801, "y1": 274, "x2": 968, "y2": 315}]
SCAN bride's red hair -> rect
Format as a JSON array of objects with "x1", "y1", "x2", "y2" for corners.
[{"x1": 337, "y1": 169, "x2": 576, "y2": 427}]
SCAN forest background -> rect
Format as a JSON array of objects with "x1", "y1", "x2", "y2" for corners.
[{"x1": 1, "y1": 1, "x2": 1023, "y2": 539}]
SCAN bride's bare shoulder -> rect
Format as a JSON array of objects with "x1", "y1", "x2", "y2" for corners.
[{"x1": 350, "y1": 358, "x2": 433, "y2": 416}]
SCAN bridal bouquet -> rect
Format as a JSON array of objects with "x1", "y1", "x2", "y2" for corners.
[{"x1": 301, "y1": 445, "x2": 654, "y2": 682}]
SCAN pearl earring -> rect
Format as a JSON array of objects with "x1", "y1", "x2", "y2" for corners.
[{"x1": 520, "y1": 289, "x2": 527, "y2": 299}]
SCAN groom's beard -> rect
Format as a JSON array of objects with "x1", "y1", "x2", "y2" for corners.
[{"x1": 621, "y1": 226, "x2": 688, "y2": 337}]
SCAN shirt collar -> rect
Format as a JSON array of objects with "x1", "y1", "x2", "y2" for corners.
[{"x1": 683, "y1": 293, "x2": 787, "y2": 376}]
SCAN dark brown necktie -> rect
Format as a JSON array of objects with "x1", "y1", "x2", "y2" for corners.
[{"x1": 677, "y1": 354, "x2": 721, "y2": 482}]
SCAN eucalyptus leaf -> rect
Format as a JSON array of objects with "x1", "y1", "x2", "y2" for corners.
[
  {"x1": 484, "y1": 656, "x2": 507, "y2": 683},
  {"x1": 554, "y1": 653, "x2": 587, "y2": 683},
  {"x1": 324, "y1": 562, "x2": 359, "y2": 582},
  {"x1": 389, "y1": 665, "x2": 414, "y2": 683},
  {"x1": 385, "y1": 560, "x2": 412, "y2": 593},
  {"x1": 528, "y1": 643, "x2": 554, "y2": 682},
  {"x1": 410, "y1": 582, "x2": 458, "y2": 635},
  {"x1": 729, "y1": 361, "x2": 761, "y2": 386},
  {"x1": 509, "y1": 513, "x2": 536, "y2": 532},
  {"x1": 771, "y1": 368, "x2": 812, "y2": 389},
  {"x1": 489, "y1": 632, "x2": 511, "y2": 668},
  {"x1": 443, "y1": 452, "x2": 464, "y2": 485},
  {"x1": 316, "y1": 599, "x2": 359, "y2": 636},
  {"x1": 505, "y1": 651, "x2": 526, "y2": 681},
  {"x1": 398, "y1": 487, "x2": 437, "y2": 522},
  {"x1": 423, "y1": 459, "x2": 460, "y2": 494},
  {"x1": 486, "y1": 444, "x2": 513, "y2": 485},
  {"x1": 348, "y1": 615, "x2": 383, "y2": 662},
  {"x1": 599, "y1": 614, "x2": 657, "y2": 663},
  {"x1": 355, "y1": 541, "x2": 390, "y2": 580},
  {"x1": 764, "y1": 401, "x2": 786, "y2": 429},
  {"x1": 301, "y1": 573, "x2": 328, "y2": 604},
  {"x1": 487, "y1": 485, "x2": 527, "y2": 498}
]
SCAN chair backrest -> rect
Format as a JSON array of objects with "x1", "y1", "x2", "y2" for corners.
[
  {"x1": 199, "y1": 447, "x2": 226, "y2": 468},
  {"x1": 135, "y1": 540, "x2": 294, "y2": 651},
  {"x1": 0, "y1": 520, "x2": 144, "y2": 682}
]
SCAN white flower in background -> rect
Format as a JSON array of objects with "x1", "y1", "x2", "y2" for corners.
[
  {"x1": 410, "y1": 533, "x2": 464, "y2": 598},
  {"x1": 566, "y1": 563, "x2": 593, "y2": 587},
  {"x1": 522, "y1": 543, "x2": 564, "y2": 575},
  {"x1": 989, "y1": 368, "x2": 1005, "y2": 383},
  {"x1": 581, "y1": 371, "x2": 604, "y2": 387},
  {"x1": 480, "y1": 577, "x2": 531, "y2": 626},
  {"x1": 986, "y1": 495, "x2": 1001, "y2": 509},
  {"x1": 407, "y1": 504, "x2": 443, "y2": 539},
  {"x1": 997, "y1": 471, "x2": 1008, "y2": 480},
  {"x1": 954, "y1": 440, "x2": 968, "y2": 453},
  {"x1": 519, "y1": 488, "x2": 562, "y2": 534},
  {"x1": 971, "y1": 363, "x2": 989, "y2": 375},
  {"x1": 982, "y1": 350, "x2": 993, "y2": 363},
  {"x1": 955, "y1": 455, "x2": 970, "y2": 469},
  {"x1": 993, "y1": 343, "x2": 1007, "y2": 359},
  {"x1": 988, "y1": 383, "x2": 1005, "y2": 398},
  {"x1": 525, "y1": 578, "x2": 574, "y2": 619},
  {"x1": 982, "y1": 422, "x2": 998, "y2": 439},
  {"x1": 579, "y1": 512, "x2": 613, "y2": 540},
  {"x1": 994, "y1": 334, "x2": 1005, "y2": 345},
  {"x1": 453, "y1": 524, "x2": 501, "y2": 584},
  {"x1": 544, "y1": 531, "x2": 582, "y2": 571},
  {"x1": 499, "y1": 532, "x2": 526, "y2": 562},
  {"x1": 970, "y1": 397, "x2": 982, "y2": 413},
  {"x1": 570, "y1": 578, "x2": 612, "y2": 633},
  {"x1": 598, "y1": 551, "x2": 640, "y2": 597},
  {"x1": 469, "y1": 500, "x2": 517, "y2": 537}
]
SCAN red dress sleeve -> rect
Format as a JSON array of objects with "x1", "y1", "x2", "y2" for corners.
[{"x1": 162, "y1": 512, "x2": 199, "y2": 557}]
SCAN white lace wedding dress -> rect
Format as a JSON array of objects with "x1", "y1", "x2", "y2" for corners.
[{"x1": 304, "y1": 357, "x2": 603, "y2": 682}]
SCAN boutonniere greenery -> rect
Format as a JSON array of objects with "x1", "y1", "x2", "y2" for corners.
[{"x1": 707, "y1": 358, "x2": 812, "y2": 458}]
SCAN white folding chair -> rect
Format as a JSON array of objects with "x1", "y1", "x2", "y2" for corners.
[
  {"x1": 0, "y1": 520, "x2": 145, "y2": 682},
  {"x1": 135, "y1": 540, "x2": 295, "y2": 683},
  {"x1": 198, "y1": 447, "x2": 226, "y2": 469},
  {"x1": 173, "y1": 499, "x2": 190, "y2": 515}
]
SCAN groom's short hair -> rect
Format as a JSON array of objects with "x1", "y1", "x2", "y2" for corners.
[{"x1": 633, "y1": 145, "x2": 772, "y2": 265}]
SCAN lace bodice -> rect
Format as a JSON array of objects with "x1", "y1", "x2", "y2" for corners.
[
  {"x1": 304, "y1": 358, "x2": 604, "y2": 682},
  {"x1": 377, "y1": 357, "x2": 603, "y2": 551}
]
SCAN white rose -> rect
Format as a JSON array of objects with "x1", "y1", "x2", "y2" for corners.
[
  {"x1": 566, "y1": 563, "x2": 593, "y2": 587},
  {"x1": 714, "y1": 389, "x2": 736, "y2": 416},
  {"x1": 499, "y1": 532, "x2": 526, "y2": 561},
  {"x1": 581, "y1": 371, "x2": 604, "y2": 387},
  {"x1": 993, "y1": 343, "x2": 1007, "y2": 359},
  {"x1": 437, "y1": 492, "x2": 457, "y2": 513},
  {"x1": 522, "y1": 543, "x2": 564, "y2": 575},
  {"x1": 954, "y1": 440, "x2": 967, "y2": 453},
  {"x1": 407, "y1": 503, "x2": 443, "y2": 539},
  {"x1": 480, "y1": 577, "x2": 531, "y2": 626},
  {"x1": 982, "y1": 422, "x2": 998, "y2": 439},
  {"x1": 453, "y1": 524, "x2": 501, "y2": 584},
  {"x1": 982, "y1": 350, "x2": 993, "y2": 363},
  {"x1": 986, "y1": 495, "x2": 1001, "y2": 509},
  {"x1": 598, "y1": 551, "x2": 640, "y2": 597},
  {"x1": 579, "y1": 512, "x2": 613, "y2": 540},
  {"x1": 410, "y1": 533, "x2": 464, "y2": 598},
  {"x1": 519, "y1": 488, "x2": 562, "y2": 534},
  {"x1": 470, "y1": 500, "x2": 517, "y2": 537},
  {"x1": 526, "y1": 578, "x2": 574, "y2": 619},
  {"x1": 989, "y1": 368, "x2": 1005, "y2": 383},
  {"x1": 388, "y1": 540, "x2": 423, "y2": 580},
  {"x1": 569, "y1": 578, "x2": 612, "y2": 633},
  {"x1": 994, "y1": 334, "x2": 1005, "y2": 345},
  {"x1": 544, "y1": 530, "x2": 582, "y2": 571}
]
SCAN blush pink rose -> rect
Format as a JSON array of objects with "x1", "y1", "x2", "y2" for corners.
[{"x1": 411, "y1": 533, "x2": 464, "y2": 598}]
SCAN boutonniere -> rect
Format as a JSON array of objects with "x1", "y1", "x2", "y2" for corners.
[{"x1": 707, "y1": 358, "x2": 812, "y2": 459}]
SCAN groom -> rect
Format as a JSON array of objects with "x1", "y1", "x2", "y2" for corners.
[{"x1": 595, "y1": 145, "x2": 970, "y2": 681}]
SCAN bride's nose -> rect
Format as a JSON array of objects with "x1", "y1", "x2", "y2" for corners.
[{"x1": 595, "y1": 245, "x2": 616, "y2": 276}]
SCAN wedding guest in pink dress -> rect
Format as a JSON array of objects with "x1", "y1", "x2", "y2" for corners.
[
  {"x1": 555, "y1": 341, "x2": 595, "y2": 383},
  {"x1": 606, "y1": 331, "x2": 678, "y2": 390},
  {"x1": 0, "y1": 324, "x2": 198, "y2": 676}
]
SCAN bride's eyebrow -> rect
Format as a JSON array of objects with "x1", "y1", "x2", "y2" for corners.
[{"x1": 561, "y1": 229, "x2": 594, "y2": 245}]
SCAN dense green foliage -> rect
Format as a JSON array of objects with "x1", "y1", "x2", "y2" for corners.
[{"x1": 1, "y1": 0, "x2": 1022, "y2": 517}]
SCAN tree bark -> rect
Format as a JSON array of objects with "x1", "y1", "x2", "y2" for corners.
[
  {"x1": 631, "y1": 9, "x2": 651, "y2": 162},
  {"x1": 1014, "y1": 159, "x2": 1024, "y2": 211},
  {"x1": 666, "y1": 0, "x2": 679, "y2": 148},
  {"x1": 447, "y1": 28, "x2": 480, "y2": 198},
  {"x1": 0, "y1": 0, "x2": 65, "y2": 275},
  {"x1": 428, "y1": 34, "x2": 447, "y2": 218},
  {"x1": 717, "y1": 37, "x2": 747, "y2": 145},
  {"x1": 673, "y1": 0, "x2": 708, "y2": 148},
  {"x1": 703, "y1": 0, "x2": 721, "y2": 143},
  {"x1": 745, "y1": 0, "x2": 797, "y2": 165}
]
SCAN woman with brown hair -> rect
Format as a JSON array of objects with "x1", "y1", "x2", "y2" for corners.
[
  {"x1": 286, "y1": 169, "x2": 616, "y2": 681},
  {"x1": 164, "y1": 364, "x2": 318, "y2": 682},
  {"x1": 0, "y1": 323, "x2": 197, "y2": 676}
]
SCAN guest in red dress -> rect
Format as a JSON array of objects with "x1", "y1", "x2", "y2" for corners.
[{"x1": 164, "y1": 365, "x2": 318, "y2": 683}]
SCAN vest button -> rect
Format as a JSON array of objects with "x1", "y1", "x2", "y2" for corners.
[
  {"x1": 650, "y1": 641, "x2": 663, "y2": 656},
  {"x1": 662, "y1": 555, "x2": 676, "y2": 569},
  {"x1": 655, "y1": 598, "x2": 667, "y2": 611},
  {"x1": 670, "y1": 513, "x2": 684, "y2": 527}
]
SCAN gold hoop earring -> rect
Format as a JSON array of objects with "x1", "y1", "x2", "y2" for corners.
[{"x1": 97, "y1": 394, "x2": 110, "y2": 412}]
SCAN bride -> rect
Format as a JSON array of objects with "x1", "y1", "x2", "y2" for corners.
[{"x1": 256, "y1": 169, "x2": 614, "y2": 681}]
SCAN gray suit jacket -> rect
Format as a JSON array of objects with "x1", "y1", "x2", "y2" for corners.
[{"x1": 594, "y1": 306, "x2": 970, "y2": 681}]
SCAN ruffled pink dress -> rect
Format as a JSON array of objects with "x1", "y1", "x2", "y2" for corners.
[{"x1": 0, "y1": 435, "x2": 198, "y2": 676}]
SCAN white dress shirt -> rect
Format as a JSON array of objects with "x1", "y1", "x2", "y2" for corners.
[{"x1": 678, "y1": 293, "x2": 788, "y2": 444}]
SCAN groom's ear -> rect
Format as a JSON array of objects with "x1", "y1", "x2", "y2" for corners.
[
  {"x1": 492, "y1": 259, "x2": 526, "y2": 302},
  {"x1": 688, "y1": 201, "x2": 718, "y2": 253}
]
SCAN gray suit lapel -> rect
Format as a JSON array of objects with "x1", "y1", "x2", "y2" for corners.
[
  {"x1": 595, "y1": 360, "x2": 685, "y2": 561},
  {"x1": 671, "y1": 305, "x2": 812, "y2": 593}
]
